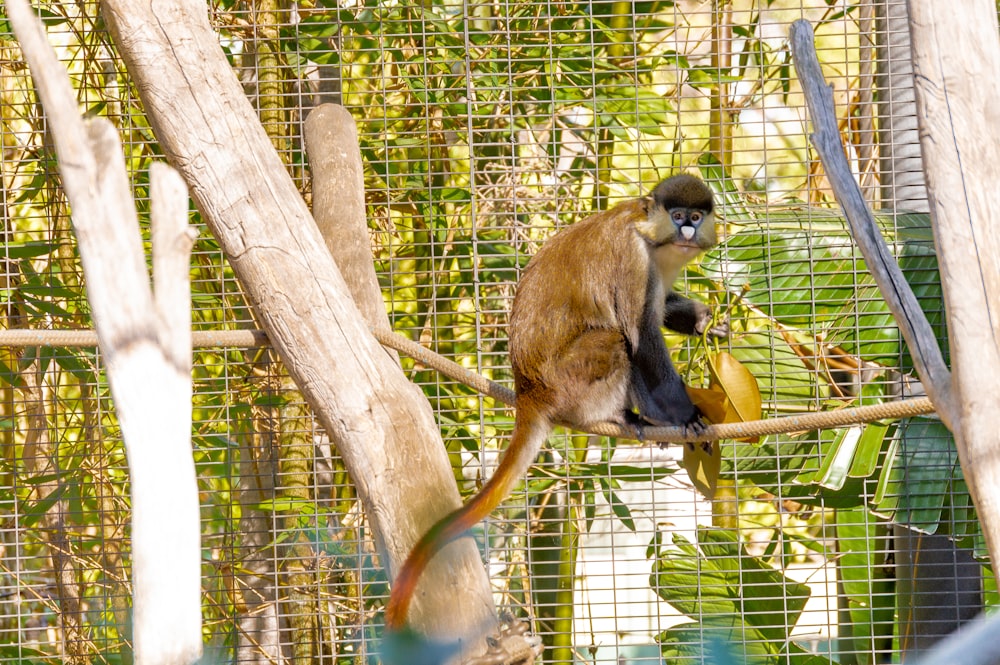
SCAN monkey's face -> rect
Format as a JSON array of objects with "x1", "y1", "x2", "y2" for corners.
[
  {"x1": 667, "y1": 206, "x2": 716, "y2": 249},
  {"x1": 636, "y1": 174, "x2": 718, "y2": 253},
  {"x1": 636, "y1": 204, "x2": 717, "y2": 254}
]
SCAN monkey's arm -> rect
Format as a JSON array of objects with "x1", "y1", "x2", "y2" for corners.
[{"x1": 663, "y1": 291, "x2": 728, "y2": 338}]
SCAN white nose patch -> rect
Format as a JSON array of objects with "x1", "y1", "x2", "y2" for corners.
[{"x1": 680, "y1": 225, "x2": 696, "y2": 240}]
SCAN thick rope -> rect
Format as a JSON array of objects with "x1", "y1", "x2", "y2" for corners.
[
  {"x1": 367, "y1": 326, "x2": 936, "y2": 443},
  {"x1": 0, "y1": 328, "x2": 270, "y2": 348},
  {"x1": 0, "y1": 326, "x2": 938, "y2": 442}
]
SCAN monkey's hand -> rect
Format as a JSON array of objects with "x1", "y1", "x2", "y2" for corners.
[
  {"x1": 694, "y1": 308, "x2": 729, "y2": 339},
  {"x1": 663, "y1": 294, "x2": 729, "y2": 339}
]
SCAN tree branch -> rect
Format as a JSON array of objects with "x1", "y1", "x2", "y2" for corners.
[
  {"x1": 904, "y1": 1, "x2": 1000, "y2": 563},
  {"x1": 98, "y1": 0, "x2": 496, "y2": 651},
  {"x1": 6, "y1": 0, "x2": 202, "y2": 662}
]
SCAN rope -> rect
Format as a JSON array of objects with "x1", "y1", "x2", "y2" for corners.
[
  {"x1": 0, "y1": 328, "x2": 268, "y2": 348},
  {"x1": 368, "y1": 326, "x2": 937, "y2": 444},
  {"x1": 368, "y1": 326, "x2": 517, "y2": 405},
  {"x1": 0, "y1": 326, "x2": 938, "y2": 442}
]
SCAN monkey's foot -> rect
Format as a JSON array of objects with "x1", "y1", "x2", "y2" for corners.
[
  {"x1": 647, "y1": 417, "x2": 706, "y2": 444},
  {"x1": 617, "y1": 410, "x2": 648, "y2": 441},
  {"x1": 650, "y1": 417, "x2": 711, "y2": 453},
  {"x1": 687, "y1": 439, "x2": 714, "y2": 454},
  {"x1": 464, "y1": 615, "x2": 542, "y2": 665}
]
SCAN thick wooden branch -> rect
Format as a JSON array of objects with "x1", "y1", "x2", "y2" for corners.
[
  {"x1": 97, "y1": 0, "x2": 496, "y2": 650},
  {"x1": 792, "y1": 14, "x2": 1000, "y2": 564},
  {"x1": 304, "y1": 104, "x2": 396, "y2": 341},
  {"x1": 151, "y1": 162, "x2": 199, "y2": 365},
  {"x1": 5, "y1": 1, "x2": 202, "y2": 663},
  {"x1": 789, "y1": 19, "x2": 957, "y2": 431},
  {"x1": 304, "y1": 99, "x2": 526, "y2": 665},
  {"x1": 904, "y1": 2, "x2": 1000, "y2": 561}
]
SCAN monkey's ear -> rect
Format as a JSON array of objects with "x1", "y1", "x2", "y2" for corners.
[{"x1": 639, "y1": 196, "x2": 651, "y2": 214}]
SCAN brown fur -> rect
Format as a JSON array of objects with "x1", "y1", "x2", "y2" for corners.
[{"x1": 384, "y1": 175, "x2": 719, "y2": 632}]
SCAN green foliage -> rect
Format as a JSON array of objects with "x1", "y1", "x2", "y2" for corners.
[
  {"x1": 692, "y1": 202, "x2": 989, "y2": 664},
  {"x1": 650, "y1": 528, "x2": 830, "y2": 665},
  {"x1": 705, "y1": 208, "x2": 971, "y2": 538},
  {"x1": 835, "y1": 507, "x2": 895, "y2": 663},
  {"x1": 2, "y1": 1, "x2": 989, "y2": 662}
]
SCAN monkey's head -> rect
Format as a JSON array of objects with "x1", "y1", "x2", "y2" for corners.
[{"x1": 636, "y1": 174, "x2": 717, "y2": 254}]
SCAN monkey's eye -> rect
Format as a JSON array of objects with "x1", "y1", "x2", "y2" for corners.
[
  {"x1": 690, "y1": 211, "x2": 703, "y2": 223},
  {"x1": 672, "y1": 211, "x2": 686, "y2": 222}
]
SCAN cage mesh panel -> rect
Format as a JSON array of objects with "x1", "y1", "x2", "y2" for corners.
[{"x1": 0, "y1": 1, "x2": 985, "y2": 664}]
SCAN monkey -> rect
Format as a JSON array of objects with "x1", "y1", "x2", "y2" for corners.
[{"x1": 384, "y1": 173, "x2": 724, "y2": 631}]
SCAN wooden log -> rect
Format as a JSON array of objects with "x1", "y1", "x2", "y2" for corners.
[{"x1": 97, "y1": 0, "x2": 497, "y2": 652}]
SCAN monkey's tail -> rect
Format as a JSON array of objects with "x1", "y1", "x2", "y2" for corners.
[{"x1": 384, "y1": 404, "x2": 551, "y2": 631}]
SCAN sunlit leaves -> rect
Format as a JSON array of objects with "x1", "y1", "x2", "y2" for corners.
[{"x1": 649, "y1": 528, "x2": 825, "y2": 665}]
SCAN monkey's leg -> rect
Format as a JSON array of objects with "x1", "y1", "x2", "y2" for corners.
[
  {"x1": 629, "y1": 315, "x2": 704, "y2": 433},
  {"x1": 542, "y1": 328, "x2": 639, "y2": 429}
]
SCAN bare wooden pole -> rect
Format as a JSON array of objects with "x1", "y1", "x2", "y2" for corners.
[
  {"x1": 5, "y1": 1, "x2": 202, "y2": 662},
  {"x1": 904, "y1": 0, "x2": 1000, "y2": 562},
  {"x1": 304, "y1": 103, "x2": 396, "y2": 341},
  {"x1": 791, "y1": 15, "x2": 1000, "y2": 563},
  {"x1": 790, "y1": 20, "x2": 955, "y2": 429}
]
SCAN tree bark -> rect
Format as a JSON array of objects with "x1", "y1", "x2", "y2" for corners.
[
  {"x1": 790, "y1": 20, "x2": 954, "y2": 430},
  {"x1": 20, "y1": 362, "x2": 87, "y2": 663},
  {"x1": 870, "y1": 2, "x2": 982, "y2": 656},
  {"x1": 236, "y1": 407, "x2": 286, "y2": 663},
  {"x1": 304, "y1": 103, "x2": 398, "y2": 348},
  {"x1": 905, "y1": 0, "x2": 1000, "y2": 564},
  {"x1": 97, "y1": 0, "x2": 496, "y2": 649}
]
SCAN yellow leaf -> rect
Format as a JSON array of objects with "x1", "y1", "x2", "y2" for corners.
[
  {"x1": 682, "y1": 439, "x2": 721, "y2": 500},
  {"x1": 687, "y1": 385, "x2": 729, "y2": 423},
  {"x1": 707, "y1": 351, "x2": 762, "y2": 443},
  {"x1": 683, "y1": 386, "x2": 728, "y2": 500},
  {"x1": 678, "y1": 353, "x2": 764, "y2": 499}
]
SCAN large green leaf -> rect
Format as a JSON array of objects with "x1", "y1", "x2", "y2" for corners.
[
  {"x1": 650, "y1": 529, "x2": 811, "y2": 645},
  {"x1": 835, "y1": 507, "x2": 895, "y2": 664},
  {"x1": 727, "y1": 332, "x2": 818, "y2": 404},
  {"x1": 703, "y1": 210, "x2": 874, "y2": 330},
  {"x1": 657, "y1": 617, "x2": 775, "y2": 664},
  {"x1": 725, "y1": 433, "x2": 835, "y2": 505},
  {"x1": 703, "y1": 210, "x2": 943, "y2": 363},
  {"x1": 873, "y1": 418, "x2": 959, "y2": 534},
  {"x1": 706, "y1": 210, "x2": 971, "y2": 536},
  {"x1": 814, "y1": 423, "x2": 890, "y2": 491}
]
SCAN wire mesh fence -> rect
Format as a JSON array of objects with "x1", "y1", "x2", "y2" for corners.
[{"x1": 0, "y1": 1, "x2": 989, "y2": 663}]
